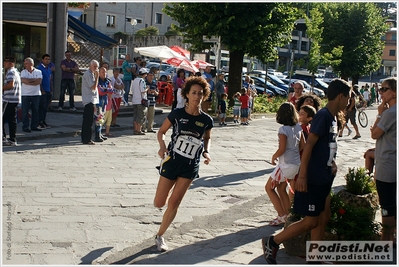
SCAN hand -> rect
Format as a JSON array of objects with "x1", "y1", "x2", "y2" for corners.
[
  {"x1": 203, "y1": 153, "x2": 211, "y2": 165},
  {"x1": 295, "y1": 176, "x2": 307, "y2": 192},
  {"x1": 377, "y1": 100, "x2": 388, "y2": 115},
  {"x1": 271, "y1": 155, "x2": 278, "y2": 165},
  {"x1": 158, "y1": 148, "x2": 168, "y2": 159}
]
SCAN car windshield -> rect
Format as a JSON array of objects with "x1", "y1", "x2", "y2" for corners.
[
  {"x1": 316, "y1": 78, "x2": 328, "y2": 87},
  {"x1": 268, "y1": 74, "x2": 284, "y2": 84}
]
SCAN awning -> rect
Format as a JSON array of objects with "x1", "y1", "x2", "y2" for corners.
[{"x1": 67, "y1": 15, "x2": 118, "y2": 49}]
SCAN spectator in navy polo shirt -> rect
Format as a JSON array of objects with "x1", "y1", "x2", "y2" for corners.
[
  {"x1": 37, "y1": 54, "x2": 53, "y2": 129},
  {"x1": 58, "y1": 50, "x2": 79, "y2": 111}
]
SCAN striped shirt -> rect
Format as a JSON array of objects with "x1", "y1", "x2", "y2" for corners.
[
  {"x1": 233, "y1": 98, "x2": 241, "y2": 109},
  {"x1": 3, "y1": 67, "x2": 21, "y2": 104}
]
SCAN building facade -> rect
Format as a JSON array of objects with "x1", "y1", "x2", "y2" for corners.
[{"x1": 380, "y1": 20, "x2": 397, "y2": 76}]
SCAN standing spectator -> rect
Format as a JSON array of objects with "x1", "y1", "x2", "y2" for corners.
[
  {"x1": 132, "y1": 57, "x2": 142, "y2": 80},
  {"x1": 58, "y1": 50, "x2": 79, "y2": 111},
  {"x1": 95, "y1": 67, "x2": 112, "y2": 142},
  {"x1": 288, "y1": 81, "x2": 304, "y2": 105},
  {"x1": 265, "y1": 102, "x2": 304, "y2": 226},
  {"x1": 81, "y1": 60, "x2": 99, "y2": 145},
  {"x1": 20, "y1": 57, "x2": 43, "y2": 132},
  {"x1": 232, "y1": 92, "x2": 241, "y2": 124},
  {"x1": 338, "y1": 91, "x2": 361, "y2": 139},
  {"x1": 131, "y1": 68, "x2": 149, "y2": 135},
  {"x1": 248, "y1": 78, "x2": 257, "y2": 120},
  {"x1": 2, "y1": 56, "x2": 21, "y2": 146},
  {"x1": 153, "y1": 76, "x2": 213, "y2": 252},
  {"x1": 218, "y1": 93, "x2": 228, "y2": 126},
  {"x1": 122, "y1": 54, "x2": 132, "y2": 105},
  {"x1": 239, "y1": 88, "x2": 250, "y2": 125},
  {"x1": 375, "y1": 83, "x2": 380, "y2": 104},
  {"x1": 37, "y1": 54, "x2": 52, "y2": 129},
  {"x1": 370, "y1": 83, "x2": 376, "y2": 104},
  {"x1": 144, "y1": 72, "x2": 159, "y2": 133},
  {"x1": 201, "y1": 66, "x2": 214, "y2": 113},
  {"x1": 172, "y1": 69, "x2": 186, "y2": 110},
  {"x1": 47, "y1": 61, "x2": 55, "y2": 111},
  {"x1": 262, "y1": 79, "x2": 351, "y2": 264},
  {"x1": 370, "y1": 77, "x2": 396, "y2": 242},
  {"x1": 295, "y1": 94, "x2": 322, "y2": 113},
  {"x1": 363, "y1": 87, "x2": 371, "y2": 107},
  {"x1": 171, "y1": 71, "x2": 179, "y2": 110},
  {"x1": 215, "y1": 73, "x2": 225, "y2": 106},
  {"x1": 110, "y1": 68, "x2": 124, "y2": 127}
]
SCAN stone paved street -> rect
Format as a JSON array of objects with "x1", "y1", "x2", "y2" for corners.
[{"x1": 2, "y1": 101, "x2": 384, "y2": 265}]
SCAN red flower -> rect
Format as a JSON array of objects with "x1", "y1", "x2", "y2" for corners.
[{"x1": 338, "y1": 208, "x2": 346, "y2": 215}]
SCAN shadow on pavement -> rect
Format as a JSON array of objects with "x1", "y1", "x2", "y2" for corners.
[
  {"x1": 80, "y1": 246, "x2": 113, "y2": 264},
  {"x1": 108, "y1": 225, "x2": 281, "y2": 265},
  {"x1": 191, "y1": 168, "x2": 274, "y2": 189}
]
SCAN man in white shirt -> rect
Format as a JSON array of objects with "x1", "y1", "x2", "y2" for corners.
[
  {"x1": 20, "y1": 57, "x2": 43, "y2": 132},
  {"x1": 131, "y1": 68, "x2": 148, "y2": 135}
]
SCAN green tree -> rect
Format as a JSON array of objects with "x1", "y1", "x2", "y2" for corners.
[
  {"x1": 164, "y1": 3, "x2": 298, "y2": 104},
  {"x1": 165, "y1": 24, "x2": 182, "y2": 37},
  {"x1": 318, "y1": 3, "x2": 388, "y2": 84},
  {"x1": 305, "y1": 6, "x2": 343, "y2": 90},
  {"x1": 135, "y1": 26, "x2": 159, "y2": 37}
]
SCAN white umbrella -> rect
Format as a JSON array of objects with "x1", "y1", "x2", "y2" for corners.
[{"x1": 134, "y1": 45, "x2": 185, "y2": 61}]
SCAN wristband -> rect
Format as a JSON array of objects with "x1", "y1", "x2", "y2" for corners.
[
  {"x1": 202, "y1": 150, "x2": 209, "y2": 158},
  {"x1": 376, "y1": 114, "x2": 382, "y2": 119}
]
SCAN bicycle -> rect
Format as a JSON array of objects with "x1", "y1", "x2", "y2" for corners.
[{"x1": 356, "y1": 101, "x2": 368, "y2": 128}]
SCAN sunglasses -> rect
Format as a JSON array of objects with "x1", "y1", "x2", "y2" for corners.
[{"x1": 379, "y1": 87, "x2": 390, "y2": 92}]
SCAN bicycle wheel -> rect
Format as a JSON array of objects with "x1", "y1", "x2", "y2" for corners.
[{"x1": 358, "y1": 111, "x2": 368, "y2": 128}]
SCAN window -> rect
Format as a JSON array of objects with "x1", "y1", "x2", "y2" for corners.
[
  {"x1": 80, "y1": 14, "x2": 87, "y2": 24},
  {"x1": 392, "y1": 34, "x2": 396, "y2": 41},
  {"x1": 389, "y1": 50, "x2": 395, "y2": 56},
  {"x1": 291, "y1": 40, "x2": 298, "y2": 50},
  {"x1": 301, "y1": 41, "x2": 308, "y2": 51},
  {"x1": 155, "y1": 13, "x2": 162, "y2": 24},
  {"x1": 107, "y1": 15, "x2": 116, "y2": 27}
]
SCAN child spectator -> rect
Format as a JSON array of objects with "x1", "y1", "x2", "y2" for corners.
[
  {"x1": 265, "y1": 102, "x2": 305, "y2": 226},
  {"x1": 239, "y1": 88, "x2": 250, "y2": 125},
  {"x1": 218, "y1": 93, "x2": 228, "y2": 126},
  {"x1": 288, "y1": 104, "x2": 317, "y2": 201},
  {"x1": 103, "y1": 87, "x2": 114, "y2": 137},
  {"x1": 262, "y1": 79, "x2": 351, "y2": 264},
  {"x1": 233, "y1": 92, "x2": 241, "y2": 124}
]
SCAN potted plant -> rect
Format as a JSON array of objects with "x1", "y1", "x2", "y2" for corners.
[
  {"x1": 336, "y1": 167, "x2": 379, "y2": 221},
  {"x1": 326, "y1": 192, "x2": 381, "y2": 241}
]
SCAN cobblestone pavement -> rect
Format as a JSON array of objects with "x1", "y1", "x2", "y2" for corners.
[{"x1": 2, "y1": 101, "x2": 385, "y2": 265}]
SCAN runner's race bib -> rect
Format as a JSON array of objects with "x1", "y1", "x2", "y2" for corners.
[{"x1": 173, "y1": 135, "x2": 201, "y2": 159}]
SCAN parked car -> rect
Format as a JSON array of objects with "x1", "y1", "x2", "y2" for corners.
[
  {"x1": 224, "y1": 74, "x2": 274, "y2": 97},
  {"x1": 145, "y1": 62, "x2": 173, "y2": 72},
  {"x1": 145, "y1": 62, "x2": 175, "y2": 81},
  {"x1": 250, "y1": 76, "x2": 288, "y2": 97},
  {"x1": 248, "y1": 72, "x2": 289, "y2": 92},
  {"x1": 323, "y1": 71, "x2": 338, "y2": 84},
  {"x1": 291, "y1": 73, "x2": 329, "y2": 94}
]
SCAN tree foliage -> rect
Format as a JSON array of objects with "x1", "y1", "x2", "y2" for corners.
[
  {"x1": 163, "y1": 3, "x2": 298, "y2": 103},
  {"x1": 317, "y1": 3, "x2": 389, "y2": 82},
  {"x1": 135, "y1": 26, "x2": 159, "y2": 37}
]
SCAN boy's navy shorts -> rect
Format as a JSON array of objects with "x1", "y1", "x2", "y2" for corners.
[
  {"x1": 293, "y1": 182, "x2": 332, "y2": 216},
  {"x1": 159, "y1": 156, "x2": 199, "y2": 180}
]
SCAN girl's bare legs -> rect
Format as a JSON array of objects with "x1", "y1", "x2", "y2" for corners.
[
  {"x1": 265, "y1": 178, "x2": 285, "y2": 217},
  {"x1": 154, "y1": 176, "x2": 193, "y2": 236}
]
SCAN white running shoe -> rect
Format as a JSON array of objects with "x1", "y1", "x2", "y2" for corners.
[{"x1": 155, "y1": 235, "x2": 168, "y2": 251}]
